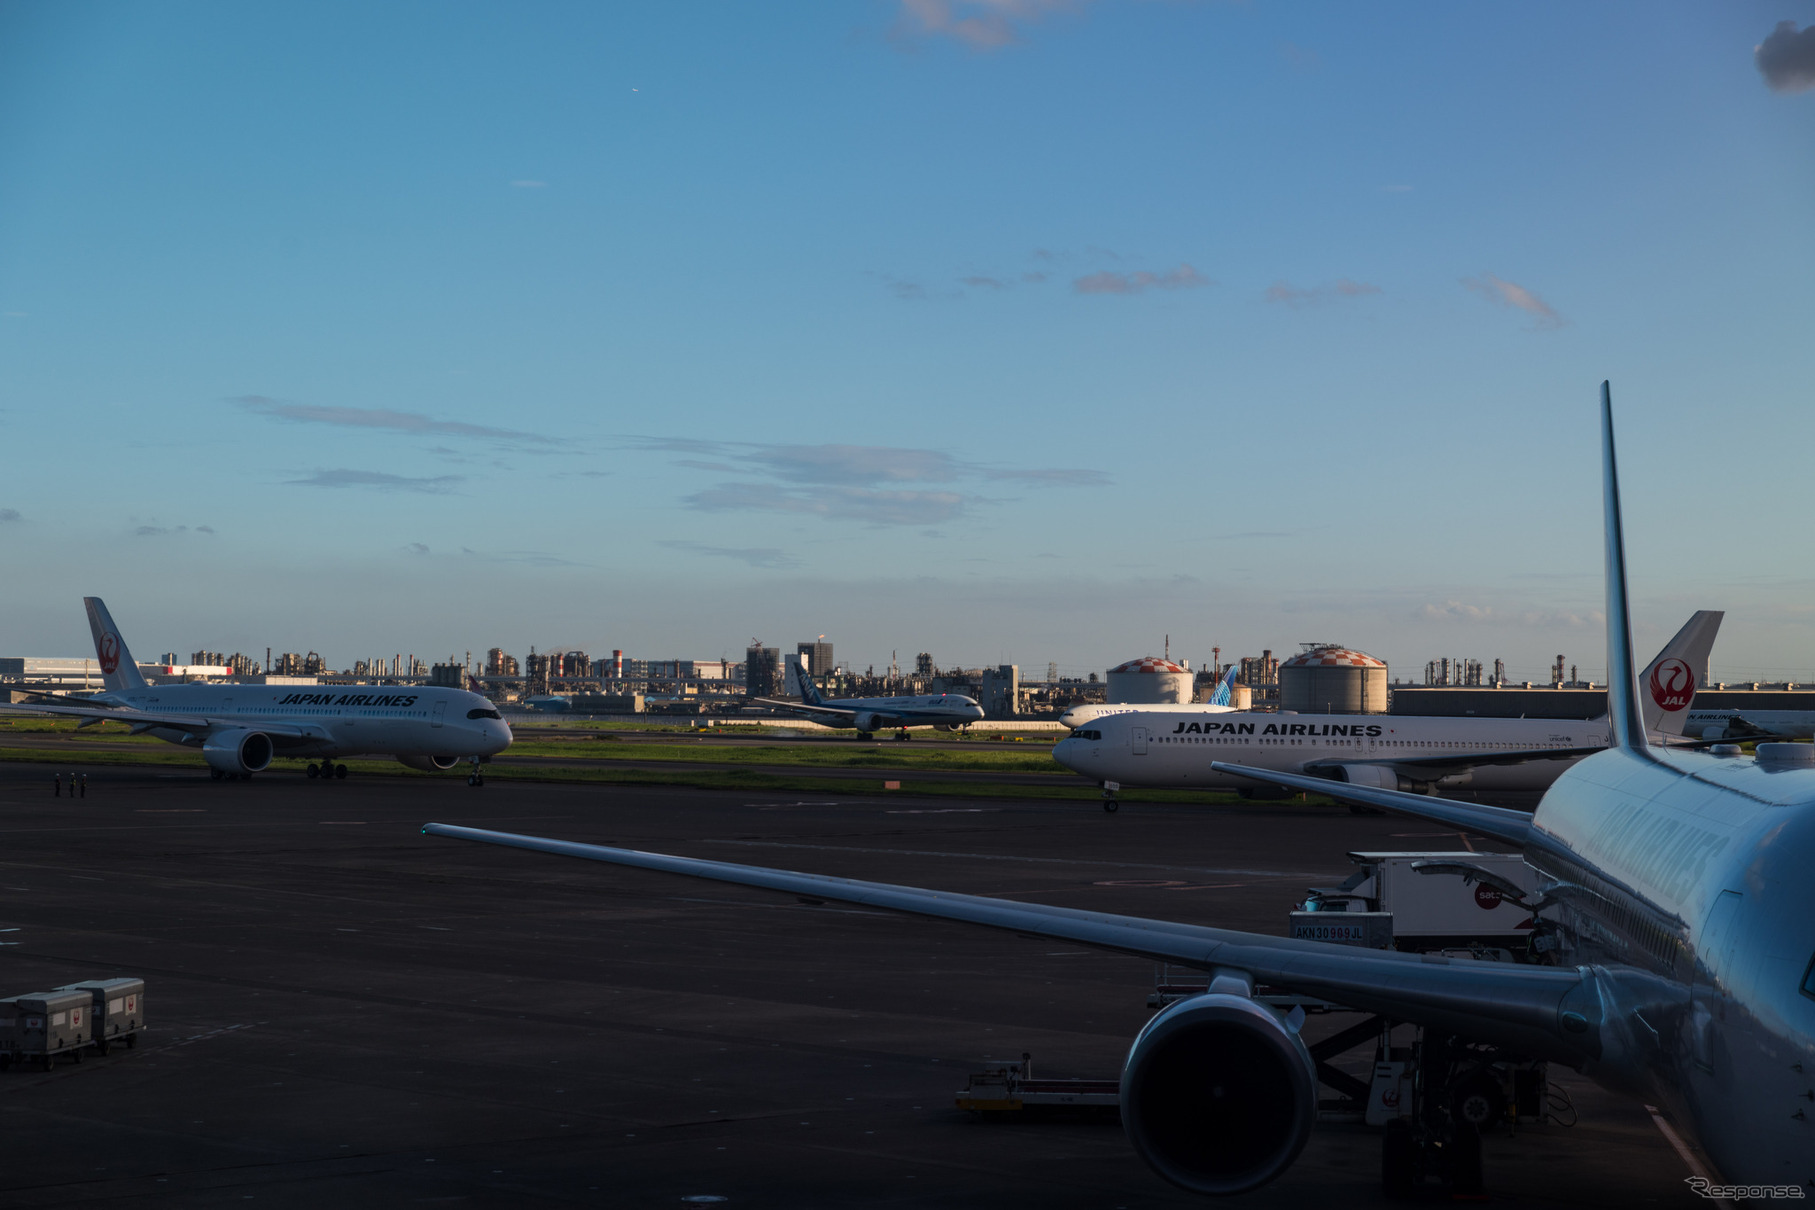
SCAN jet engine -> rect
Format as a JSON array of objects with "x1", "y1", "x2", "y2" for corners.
[
  {"x1": 853, "y1": 713, "x2": 885, "y2": 734},
  {"x1": 396, "y1": 754, "x2": 462, "y2": 772},
  {"x1": 1120, "y1": 991, "x2": 1317, "y2": 1196},
  {"x1": 203, "y1": 729, "x2": 275, "y2": 776},
  {"x1": 1328, "y1": 764, "x2": 1404, "y2": 791}
]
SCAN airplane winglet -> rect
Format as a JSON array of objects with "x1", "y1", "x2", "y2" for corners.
[{"x1": 1601, "y1": 383, "x2": 1648, "y2": 753}]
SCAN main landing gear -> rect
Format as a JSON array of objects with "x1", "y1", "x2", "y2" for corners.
[{"x1": 306, "y1": 763, "x2": 347, "y2": 780}]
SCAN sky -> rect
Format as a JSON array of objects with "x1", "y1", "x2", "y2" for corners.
[{"x1": 1, "y1": 1, "x2": 1812, "y2": 682}]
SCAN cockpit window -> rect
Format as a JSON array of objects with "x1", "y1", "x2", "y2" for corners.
[
  {"x1": 467, "y1": 707, "x2": 503, "y2": 720},
  {"x1": 1068, "y1": 728, "x2": 1101, "y2": 740}
]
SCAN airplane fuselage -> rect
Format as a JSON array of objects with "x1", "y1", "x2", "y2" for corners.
[
  {"x1": 1525, "y1": 746, "x2": 1815, "y2": 1185},
  {"x1": 1054, "y1": 710, "x2": 1609, "y2": 792},
  {"x1": 98, "y1": 683, "x2": 513, "y2": 761}
]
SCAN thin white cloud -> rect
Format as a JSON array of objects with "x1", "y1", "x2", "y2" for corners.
[
  {"x1": 894, "y1": 0, "x2": 1080, "y2": 49},
  {"x1": 1265, "y1": 278, "x2": 1382, "y2": 307},
  {"x1": 1074, "y1": 264, "x2": 1210, "y2": 295},
  {"x1": 686, "y1": 482, "x2": 971, "y2": 527},
  {"x1": 284, "y1": 469, "x2": 465, "y2": 494},
  {"x1": 659, "y1": 540, "x2": 799, "y2": 570},
  {"x1": 1757, "y1": 21, "x2": 1815, "y2": 92},
  {"x1": 1461, "y1": 273, "x2": 1566, "y2": 330},
  {"x1": 235, "y1": 396, "x2": 557, "y2": 445}
]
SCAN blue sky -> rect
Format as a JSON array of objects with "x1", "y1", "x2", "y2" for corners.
[{"x1": 2, "y1": 1, "x2": 1812, "y2": 681}]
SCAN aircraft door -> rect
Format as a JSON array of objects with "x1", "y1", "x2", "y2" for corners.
[
  {"x1": 432, "y1": 701, "x2": 446, "y2": 729},
  {"x1": 1131, "y1": 726, "x2": 1148, "y2": 755},
  {"x1": 1689, "y1": 889, "x2": 1743, "y2": 1075}
]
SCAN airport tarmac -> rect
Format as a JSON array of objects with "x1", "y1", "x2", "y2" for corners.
[{"x1": 0, "y1": 761, "x2": 1708, "y2": 1208}]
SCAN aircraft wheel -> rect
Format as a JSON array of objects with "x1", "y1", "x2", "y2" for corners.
[
  {"x1": 474, "y1": 774, "x2": 484, "y2": 787},
  {"x1": 334, "y1": 764, "x2": 348, "y2": 779},
  {"x1": 1102, "y1": 799, "x2": 1119, "y2": 813},
  {"x1": 857, "y1": 731, "x2": 873, "y2": 741},
  {"x1": 306, "y1": 764, "x2": 320, "y2": 779},
  {"x1": 1453, "y1": 1073, "x2": 1505, "y2": 1130}
]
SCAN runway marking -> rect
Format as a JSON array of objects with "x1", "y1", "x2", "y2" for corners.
[
  {"x1": 319, "y1": 821, "x2": 368, "y2": 825},
  {"x1": 884, "y1": 808, "x2": 997, "y2": 815},
  {"x1": 707, "y1": 839, "x2": 1328, "y2": 880},
  {"x1": 135, "y1": 809, "x2": 207, "y2": 813}
]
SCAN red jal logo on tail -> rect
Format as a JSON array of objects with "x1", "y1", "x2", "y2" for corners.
[
  {"x1": 97, "y1": 632, "x2": 120, "y2": 675},
  {"x1": 1649, "y1": 657, "x2": 1694, "y2": 712}
]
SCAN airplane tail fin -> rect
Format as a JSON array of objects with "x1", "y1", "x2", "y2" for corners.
[
  {"x1": 82, "y1": 597, "x2": 148, "y2": 693},
  {"x1": 1600, "y1": 383, "x2": 1648, "y2": 753},
  {"x1": 1638, "y1": 610, "x2": 1723, "y2": 739},
  {"x1": 1208, "y1": 666, "x2": 1237, "y2": 707},
  {"x1": 793, "y1": 654, "x2": 823, "y2": 705}
]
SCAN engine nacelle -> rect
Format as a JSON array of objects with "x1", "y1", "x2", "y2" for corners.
[
  {"x1": 396, "y1": 753, "x2": 462, "y2": 772},
  {"x1": 203, "y1": 729, "x2": 275, "y2": 775},
  {"x1": 1329, "y1": 763, "x2": 1403, "y2": 791},
  {"x1": 853, "y1": 713, "x2": 885, "y2": 734},
  {"x1": 1120, "y1": 992, "x2": 1317, "y2": 1196}
]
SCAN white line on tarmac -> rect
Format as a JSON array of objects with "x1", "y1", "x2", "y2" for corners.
[{"x1": 1644, "y1": 1104, "x2": 1733, "y2": 1210}]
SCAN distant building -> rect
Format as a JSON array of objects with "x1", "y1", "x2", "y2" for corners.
[
  {"x1": 746, "y1": 643, "x2": 782, "y2": 697},
  {"x1": 979, "y1": 664, "x2": 1019, "y2": 718},
  {"x1": 797, "y1": 639, "x2": 833, "y2": 679},
  {"x1": 485, "y1": 648, "x2": 519, "y2": 677}
]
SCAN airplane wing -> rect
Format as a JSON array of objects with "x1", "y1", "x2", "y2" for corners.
[
  {"x1": 422, "y1": 821, "x2": 1604, "y2": 1066},
  {"x1": 1306, "y1": 744, "x2": 1606, "y2": 774},
  {"x1": 0, "y1": 701, "x2": 327, "y2": 741},
  {"x1": 1210, "y1": 761, "x2": 1535, "y2": 847},
  {"x1": 747, "y1": 696, "x2": 860, "y2": 719}
]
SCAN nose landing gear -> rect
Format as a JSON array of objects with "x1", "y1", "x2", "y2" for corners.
[
  {"x1": 467, "y1": 756, "x2": 485, "y2": 787},
  {"x1": 1101, "y1": 781, "x2": 1121, "y2": 813}
]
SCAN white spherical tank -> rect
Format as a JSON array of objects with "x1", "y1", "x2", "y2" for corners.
[
  {"x1": 1278, "y1": 646, "x2": 1387, "y2": 714},
  {"x1": 1107, "y1": 657, "x2": 1193, "y2": 704}
]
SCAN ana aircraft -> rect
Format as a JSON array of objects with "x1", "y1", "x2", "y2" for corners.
[
  {"x1": 0, "y1": 598, "x2": 512, "y2": 781},
  {"x1": 1059, "y1": 665, "x2": 1241, "y2": 729},
  {"x1": 1052, "y1": 611, "x2": 1722, "y2": 808},
  {"x1": 426, "y1": 385, "x2": 1812, "y2": 1197},
  {"x1": 749, "y1": 654, "x2": 984, "y2": 737}
]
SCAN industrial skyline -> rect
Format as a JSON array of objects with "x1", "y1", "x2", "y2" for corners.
[{"x1": 1, "y1": 4, "x2": 1810, "y2": 677}]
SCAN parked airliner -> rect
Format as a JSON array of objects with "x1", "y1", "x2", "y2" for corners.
[
  {"x1": 426, "y1": 384, "x2": 1813, "y2": 1196},
  {"x1": 1053, "y1": 611, "x2": 1721, "y2": 806},
  {"x1": 0, "y1": 599, "x2": 512, "y2": 781},
  {"x1": 1059, "y1": 666, "x2": 1241, "y2": 729},
  {"x1": 750, "y1": 654, "x2": 984, "y2": 736},
  {"x1": 1687, "y1": 704, "x2": 1815, "y2": 741}
]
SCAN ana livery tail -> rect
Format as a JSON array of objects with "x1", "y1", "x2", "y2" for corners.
[
  {"x1": 791, "y1": 653, "x2": 825, "y2": 705},
  {"x1": 1207, "y1": 665, "x2": 1239, "y2": 708},
  {"x1": 1635, "y1": 607, "x2": 1721, "y2": 740},
  {"x1": 83, "y1": 597, "x2": 148, "y2": 693}
]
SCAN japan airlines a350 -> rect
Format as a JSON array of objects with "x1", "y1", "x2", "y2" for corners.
[{"x1": 1, "y1": 599, "x2": 512, "y2": 781}]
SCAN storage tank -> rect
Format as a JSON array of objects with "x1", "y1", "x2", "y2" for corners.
[
  {"x1": 1278, "y1": 645, "x2": 1387, "y2": 714},
  {"x1": 1106, "y1": 657, "x2": 1193, "y2": 705}
]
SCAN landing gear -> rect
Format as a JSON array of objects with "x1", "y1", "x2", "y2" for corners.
[
  {"x1": 895, "y1": 729, "x2": 910, "y2": 741},
  {"x1": 1101, "y1": 781, "x2": 1121, "y2": 813},
  {"x1": 467, "y1": 756, "x2": 484, "y2": 787},
  {"x1": 857, "y1": 731, "x2": 874, "y2": 741},
  {"x1": 334, "y1": 764, "x2": 347, "y2": 780},
  {"x1": 307, "y1": 763, "x2": 320, "y2": 779}
]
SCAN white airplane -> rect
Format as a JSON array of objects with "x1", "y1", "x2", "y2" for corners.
[
  {"x1": 1058, "y1": 665, "x2": 1241, "y2": 729},
  {"x1": 749, "y1": 654, "x2": 984, "y2": 737},
  {"x1": 1686, "y1": 705, "x2": 1815, "y2": 741},
  {"x1": 1052, "y1": 611, "x2": 1722, "y2": 808},
  {"x1": 429, "y1": 384, "x2": 1813, "y2": 1196},
  {"x1": 0, "y1": 598, "x2": 513, "y2": 781}
]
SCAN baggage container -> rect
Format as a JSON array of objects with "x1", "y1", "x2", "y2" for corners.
[
  {"x1": 0, "y1": 989, "x2": 93, "y2": 1070},
  {"x1": 55, "y1": 978, "x2": 144, "y2": 1053}
]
